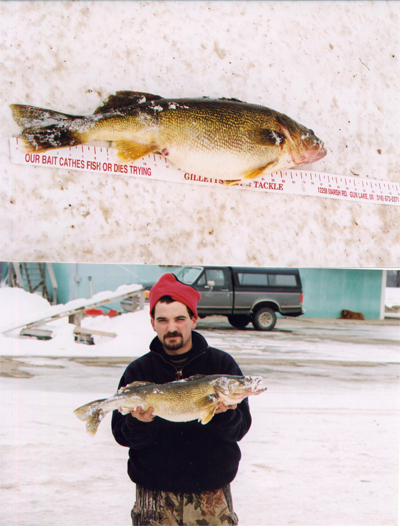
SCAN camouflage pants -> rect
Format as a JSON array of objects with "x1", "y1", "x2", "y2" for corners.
[{"x1": 131, "y1": 484, "x2": 239, "y2": 526}]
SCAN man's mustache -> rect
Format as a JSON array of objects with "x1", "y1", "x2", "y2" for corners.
[{"x1": 164, "y1": 331, "x2": 182, "y2": 338}]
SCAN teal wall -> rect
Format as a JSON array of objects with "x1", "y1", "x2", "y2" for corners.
[
  {"x1": 2, "y1": 263, "x2": 383, "y2": 319},
  {"x1": 52, "y1": 263, "x2": 178, "y2": 306},
  {"x1": 299, "y1": 268, "x2": 383, "y2": 319}
]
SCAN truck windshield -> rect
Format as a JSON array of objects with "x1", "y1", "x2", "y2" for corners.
[{"x1": 175, "y1": 266, "x2": 204, "y2": 285}]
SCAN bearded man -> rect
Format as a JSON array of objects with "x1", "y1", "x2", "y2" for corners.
[{"x1": 112, "y1": 273, "x2": 252, "y2": 525}]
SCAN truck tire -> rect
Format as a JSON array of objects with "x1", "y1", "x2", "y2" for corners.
[
  {"x1": 228, "y1": 315, "x2": 251, "y2": 329},
  {"x1": 252, "y1": 307, "x2": 277, "y2": 331}
]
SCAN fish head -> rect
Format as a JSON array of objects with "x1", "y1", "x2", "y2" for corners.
[
  {"x1": 214, "y1": 375, "x2": 267, "y2": 404},
  {"x1": 274, "y1": 113, "x2": 327, "y2": 169}
]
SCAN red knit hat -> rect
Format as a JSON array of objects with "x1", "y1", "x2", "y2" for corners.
[{"x1": 149, "y1": 273, "x2": 201, "y2": 319}]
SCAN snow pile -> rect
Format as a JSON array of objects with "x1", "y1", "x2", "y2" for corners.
[
  {"x1": 0, "y1": 287, "x2": 154, "y2": 358},
  {"x1": 0, "y1": 286, "x2": 51, "y2": 328},
  {"x1": 0, "y1": 283, "x2": 144, "y2": 333},
  {"x1": 385, "y1": 287, "x2": 400, "y2": 308}
]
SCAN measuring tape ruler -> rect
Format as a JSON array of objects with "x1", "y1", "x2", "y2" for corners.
[{"x1": 10, "y1": 138, "x2": 400, "y2": 206}]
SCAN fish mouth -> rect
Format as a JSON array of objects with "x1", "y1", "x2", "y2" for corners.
[
  {"x1": 293, "y1": 141, "x2": 327, "y2": 166},
  {"x1": 309, "y1": 143, "x2": 327, "y2": 162},
  {"x1": 243, "y1": 376, "x2": 267, "y2": 394}
]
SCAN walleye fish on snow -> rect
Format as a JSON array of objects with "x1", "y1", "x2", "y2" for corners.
[
  {"x1": 11, "y1": 91, "x2": 327, "y2": 183},
  {"x1": 74, "y1": 374, "x2": 267, "y2": 436}
]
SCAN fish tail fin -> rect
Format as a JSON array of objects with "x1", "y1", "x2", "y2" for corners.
[
  {"x1": 73, "y1": 399, "x2": 108, "y2": 436},
  {"x1": 20, "y1": 124, "x2": 82, "y2": 152},
  {"x1": 10, "y1": 104, "x2": 85, "y2": 152}
]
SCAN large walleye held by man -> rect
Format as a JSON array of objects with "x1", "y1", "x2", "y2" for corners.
[
  {"x1": 73, "y1": 374, "x2": 267, "y2": 436},
  {"x1": 11, "y1": 91, "x2": 327, "y2": 182}
]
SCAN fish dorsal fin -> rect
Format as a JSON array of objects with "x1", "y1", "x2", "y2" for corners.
[
  {"x1": 250, "y1": 128, "x2": 286, "y2": 147},
  {"x1": 218, "y1": 97, "x2": 244, "y2": 103},
  {"x1": 182, "y1": 374, "x2": 206, "y2": 382},
  {"x1": 94, "y1": 91, "x2": 163, "y2": 114},
  {"x1": 119, "y1": 380, "x2": 152, "y2": 392}
]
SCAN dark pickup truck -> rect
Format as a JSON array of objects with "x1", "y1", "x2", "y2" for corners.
[{"x1": 174, "y1": 266, "x2": 304, "y2": 330}]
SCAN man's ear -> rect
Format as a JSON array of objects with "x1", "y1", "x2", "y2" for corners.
[
  {"x1": 150, "y1": 316, "x2": 156, "y2": 332},
  {"x1": 191, "y1": 316, "x2": 197, "y2": 330}
]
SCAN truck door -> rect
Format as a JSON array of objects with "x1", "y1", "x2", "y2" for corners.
[{"x1": 195, "y1": 268, "x2": 233, "y2": 313}]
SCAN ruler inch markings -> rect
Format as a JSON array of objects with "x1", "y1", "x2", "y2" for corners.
[{"x1": 9, "y1": 138, "x2": 400, "y2": 206}]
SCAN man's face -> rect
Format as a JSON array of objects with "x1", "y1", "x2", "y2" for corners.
[{"x1": 151, "y1": 300, "x2": 197, "y2": 355}]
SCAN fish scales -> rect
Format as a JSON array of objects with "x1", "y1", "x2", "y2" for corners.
[
  {"x1": 11, "y1": 92, "x2": 326, "y2": 182},
  {"x1": 74, "y1": 374, "x2": 267, "y2": 436},
  {"x1": 119, "y1": 378, "x2": 217, "y2": 420}
]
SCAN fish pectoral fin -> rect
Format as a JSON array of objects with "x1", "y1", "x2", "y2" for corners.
[
  {"x1": 250, "y1": 128, "x2": 286, "y2": 147},
  {"x1": 198, "y1": 394, "x2": 219, "y2": 424},
  {"x1": 114, "y1": 141, "x2": 158, "y2": 162},
  {"x1": 243, "y1": 161, "x2": 278, "y2": 180},
  {"x1": 223, "y1": 179, "x2": 243, "y2": 186},
  {"x1": 199, "y1": 405, "x2": 218, "y2": 425},
  {"x1": 223, "y1": 160, "x2": 279, "y2": 184},
  {"x1": 94, "y1": 91, "x2": 163, "y2": 114}
]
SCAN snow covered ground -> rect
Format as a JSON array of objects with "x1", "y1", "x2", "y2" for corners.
[
  {"x1": 1, "y1": 288, "x2": 399, "y2": 525},
  {"x1": 1, "y1": 286, "x2": 399, "y2": 359}
]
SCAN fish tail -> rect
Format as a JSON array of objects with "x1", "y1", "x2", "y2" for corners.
[
  {"x1": 20, "y1": 124, "x2": 82, "y2": 152},
  {"x1": 10, "y1": 104, "x2": 85, "y2": 152},
  {"x1": 73, "y1": 399, "x2": 108, "y2": 436}
]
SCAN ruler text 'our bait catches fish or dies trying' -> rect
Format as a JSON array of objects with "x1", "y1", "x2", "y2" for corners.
[{"x1": 10, "y1": 138, "x2": 400, "y2": 207}]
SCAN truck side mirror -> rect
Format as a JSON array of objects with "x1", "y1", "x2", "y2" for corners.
[{"x1": 205, "y1": 280, "x2": 215, "y2": 289}]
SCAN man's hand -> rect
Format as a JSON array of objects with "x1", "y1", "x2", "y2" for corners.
[
  {"x1": 128, "y1": 406, "x2": 155, "y2": 422},
  {"x1": 215, "y1": 401, "x2": 237, "y2": 414}
]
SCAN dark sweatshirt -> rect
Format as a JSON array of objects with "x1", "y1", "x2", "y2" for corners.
[{"x1": 111, "y1": 331, "x2": 252, "y2": 493}]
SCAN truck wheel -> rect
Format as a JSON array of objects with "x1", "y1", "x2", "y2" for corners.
[
  {"x1": 252, "y1": 308, "x2": 276, "y2": 331},
  {"x1": 228, "y1": 315, "x2": 251, "y2": 329}
]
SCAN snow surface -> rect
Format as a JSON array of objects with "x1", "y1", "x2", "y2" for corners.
[
  {"x1": 1, "y1": 1, "x2": 399, "y2": 266},
  {"x1": 386, "y1": 286, "x2": 400, "y2": 308}
]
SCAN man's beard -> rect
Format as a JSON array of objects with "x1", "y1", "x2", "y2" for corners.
[{"x1": 162, "y1": 331, "x2": 184, "y2": 351}]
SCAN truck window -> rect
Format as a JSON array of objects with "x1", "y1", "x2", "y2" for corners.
[
  {"x1": 196, "y1": 273, "x2": 207, "y2": 286},
  {"x1": 175, "y1": 267, "x2": 203, "y2": 285},
  {"x1": 268, "y1": 274, "x2": 298, "y2": 286},
  {"x1": 237, "y1": 273, "x2": 269, "y2": 286},
  {"x1": 205, "y1": 269, "x2": 226, "y2": 287},
  {"x1": 237, "y1": 272, "x2": 297, "y2": 287}
]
